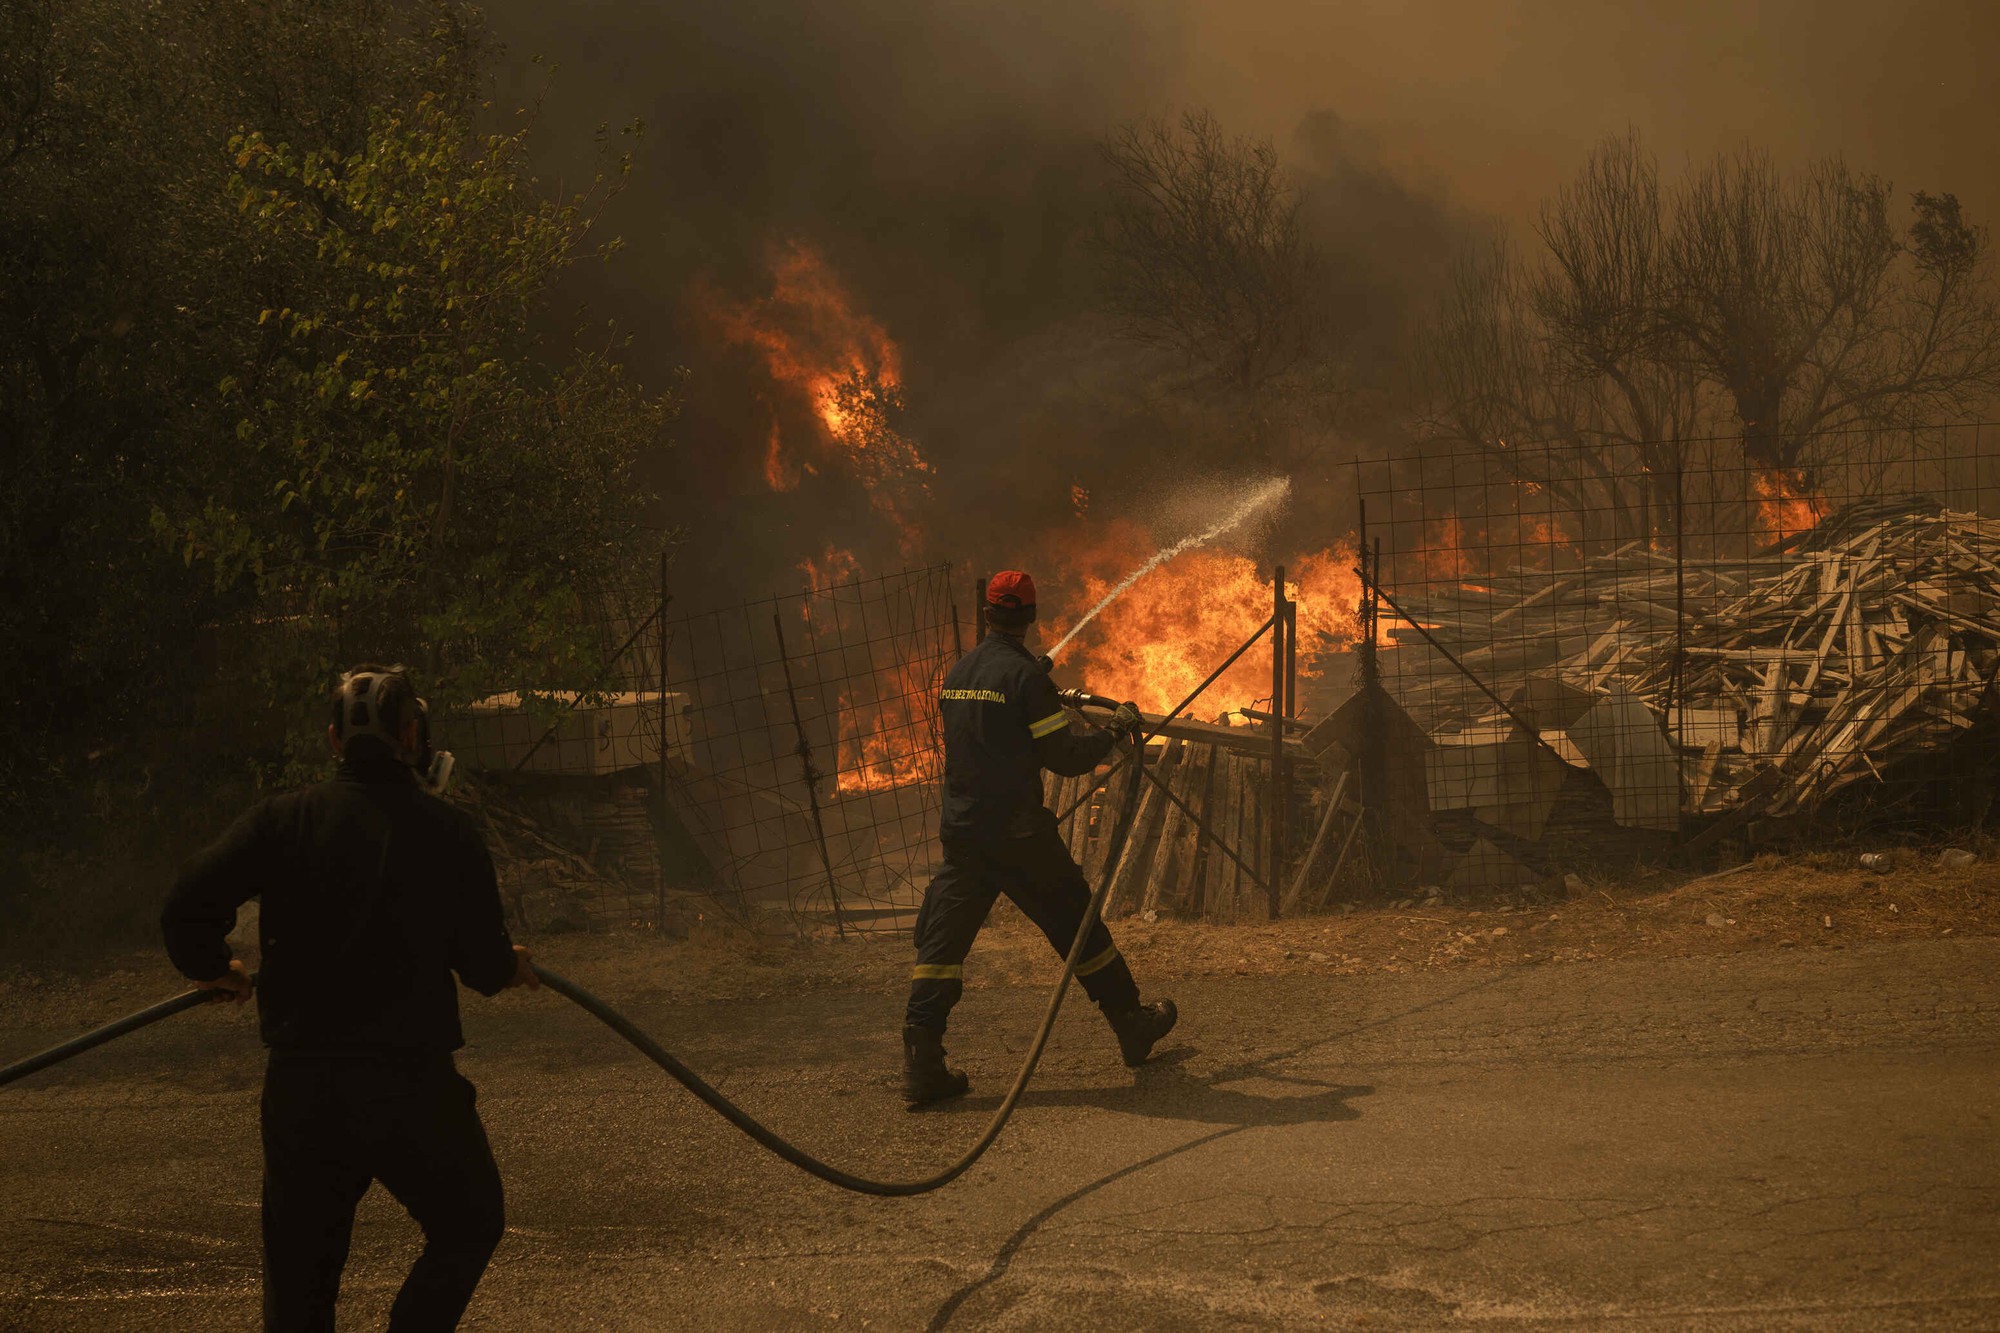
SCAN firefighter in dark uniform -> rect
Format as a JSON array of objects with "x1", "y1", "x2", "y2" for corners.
[
  {"x1": 161, "y1": 665, "x2": 536, "y2": 1332},
  {"x1": 902, "y1": 571, "x2": 1178, "y2": 1104}
]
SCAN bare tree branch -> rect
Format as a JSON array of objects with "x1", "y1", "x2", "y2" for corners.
[{"x1": 1095, "y1": 109, "x2": 1321, "y2": 393}]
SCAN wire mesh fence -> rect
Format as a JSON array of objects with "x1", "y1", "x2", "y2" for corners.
[
  {"x1": 649, "y1": 566, "x2": 957, "y2": 934},
  {"x1": 440, "y1": 565, "x2": 960, "y2": 935},
  {"x1": 1353, "y1": 421, "x2": 2000, "y2": 888}
]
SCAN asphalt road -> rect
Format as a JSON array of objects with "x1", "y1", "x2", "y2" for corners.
[{"x1": 2, "y1": 937, "x2": 1996, "y2": 1330}]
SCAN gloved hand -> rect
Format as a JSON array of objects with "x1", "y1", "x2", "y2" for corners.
[
  {"x1": 194, "y1": 959, "x2": 254, "y2": 1004},
  {"x1": 1105, "y1": 701, "x2": 1143, "y2": 741}
]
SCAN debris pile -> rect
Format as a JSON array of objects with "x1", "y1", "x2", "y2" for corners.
[{"x1": 1394, "y1": 497, "x2": 2000, "y2": 836}]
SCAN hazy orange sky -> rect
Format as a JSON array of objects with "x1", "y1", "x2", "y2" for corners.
[
  {"x1": 494, "y1": 0, "x2": 2000, "y2": 233},
  {"x1": 1178, "y1": 0, "x2": 1999, "y2": 225}
]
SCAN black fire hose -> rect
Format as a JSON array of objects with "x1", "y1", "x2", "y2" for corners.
[
  {"x1": 0, "y1": 987, "x2": 219, "y2": 1088},
  {"x1": 0, "y1": 741, "x2": 1145, "y2": 1197},
  {"x1": 533, "y1": 846, "x2": 1116, "y2": 1197},
  {"x1": 0, "y1": 867, "x2": 1114, "y2": 1196}
]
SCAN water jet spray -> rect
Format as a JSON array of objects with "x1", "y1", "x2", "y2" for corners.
[{"x1": 1044, "y1": 475, "x2": 1291, "y2": 662}]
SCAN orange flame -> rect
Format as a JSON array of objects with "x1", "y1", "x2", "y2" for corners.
[
  {"x1": 832, "y1": 656, "x2": 943, "y2": 796},
  {"x1": 1041, "y1": 520, "x2": 1362, "y2": 717},
  {"x1": 1407, "y1": 510, "x2": 1583, "y2": 580},
  {"x1": 819, "y1": 517, "x2": 1370, "y2": 790},
  {"x1": 799, "y1": 544, "x2": 861, "y2": 594},
  {"x1": 1526, "y1": 513, "x2": 1575, "y2": 550},
  {"x1": 1419, "y1": 516, "x2": 1476, "y2": 582},
  {"x1": 704, "y1": 240, "x2": 932, "y2": 554},
  {"x1": 1754, "y1": 470, "x2": 1825, "y2": 545}
]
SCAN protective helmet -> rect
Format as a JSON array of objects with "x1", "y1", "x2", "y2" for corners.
[
  {"x1": 985, "y1": 570, "x2": 1036, "y2": 627},
  {"x1": 335, "y1": 666, "x2": 408, "y2": 748},
  {"x1": 333, "y1": 665, "x2": 453, "y2": 792}
]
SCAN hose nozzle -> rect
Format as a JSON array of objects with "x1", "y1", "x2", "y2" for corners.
[{"x1": 1056, "y1": 686, "x2": 1121, "y2": 712}]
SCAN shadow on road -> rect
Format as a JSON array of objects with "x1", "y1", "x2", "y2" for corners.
[
  {"x1": 924, "y1": 1066, "x2": 1371, "y2": 1330},
  {"x1": 1200, "y1": 968, "x2": 1516, "y2": 1087},
  {"x1": 925, "y1": 973, "x2": 1515, "y2": 1329},
  {"x1": 956, "y1": 1050, "x2": 1372, "y2": 1127},
  {"x1": 929, "y1": 1061, "x2": 1371, "y2": 1328}
]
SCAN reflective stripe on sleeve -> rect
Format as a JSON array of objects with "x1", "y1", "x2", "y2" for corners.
[
  {"x1": 1028, "y1": 711, "x2": 1069, "y2": 739},
  {"x1": 910, "y1": 963, "x2": 964, "y2": 981},
  {"x1": 1074, "y1": 945, "x2": 1121, "y2": 977}
]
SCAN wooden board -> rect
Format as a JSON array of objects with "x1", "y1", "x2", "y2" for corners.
[
  {"x1": 1209, "y1": 752, "x2": 1242, "y2": 919},
  {"x1": 1105, "y1": 740, "x2": 1175, "y2": 916},
  {"x1": 1141, "y1": 741, "x2": 1201, "y2": 915},
  {"x1": 1241, "y1": 759, "x2": 1266, "y2": 919},
  {"x1": 1179, "y1": 744, "x2": 1218, "y2": 916},
  {"x1": 1081, "y1": 758, "x2": 1132, "y2": 888}
]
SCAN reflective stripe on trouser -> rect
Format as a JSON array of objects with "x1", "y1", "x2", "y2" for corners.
[{"x1": 905, "y1": 821, "x2": 1140, "y2": 1033}]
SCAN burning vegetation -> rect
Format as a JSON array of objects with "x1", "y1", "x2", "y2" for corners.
[{"x1": 704, "y1": 240, "x2": 932, "y2": 557}]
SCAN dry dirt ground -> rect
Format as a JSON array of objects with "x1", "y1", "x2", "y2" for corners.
[{"x1": 0, "y1": 853, "x2": 1995, "y2": 1330}]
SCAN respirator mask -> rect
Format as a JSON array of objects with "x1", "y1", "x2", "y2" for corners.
[{"x1": 334, "y1": 667, "x2": 456, "y2": 795}]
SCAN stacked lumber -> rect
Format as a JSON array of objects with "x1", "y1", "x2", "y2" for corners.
[{"x1": 1392, "y1": 497, "x2": 2000, "y2": 820}]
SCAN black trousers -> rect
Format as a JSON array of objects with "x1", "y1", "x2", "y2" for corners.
[
  {"x1": 906, "y1": 821, "x2": 1140, "y2": 1032},
  {"x1": 260, "y1": 1054, "x2": 505, "y2": 1333}
]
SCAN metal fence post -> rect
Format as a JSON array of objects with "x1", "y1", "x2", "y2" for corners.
[
  {"x1": 1267, "y1": 564, "x2": 1287, "y2": 919},
  {"x1": 772, "y1": 612, "x2": 847, "y2": 937},
  {"x1": 1284, "y1": 593, "x2": 1298, "y2": 720},
  {"x1": 1360, "y1": 532, "x2": 1386, "y2": 895}
]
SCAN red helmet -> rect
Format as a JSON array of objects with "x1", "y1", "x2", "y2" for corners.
[{"x1": 985, "y1": 570, "x2": 1036, "y2": 624}]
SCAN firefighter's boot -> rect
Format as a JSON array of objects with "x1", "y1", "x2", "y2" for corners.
[
  {"x1": 1105, "y1": 998, "x2": 1178, "y2": 1067},
  {"x1": 901, "y1": 1024, "x2": 969, "y2": 1106}
]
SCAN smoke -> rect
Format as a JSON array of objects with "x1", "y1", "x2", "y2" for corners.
[
  {"x1": 471, "y1": 0, "x2": 1472, "y2": 596},
  {"x1": 476, "y1": 0, "x2": 1999, "y2": 602},
  {"x1": 1174, "y1": 0, "x2": 2000, "y2": 230}
]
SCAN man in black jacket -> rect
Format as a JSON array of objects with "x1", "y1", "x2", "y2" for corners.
[
  {"x1": 902, "y1": 571, "x2": 1177, "y2": 1104},
  {"x1": 161, "y1": 665, "x2": 535, "y2": 1332}
]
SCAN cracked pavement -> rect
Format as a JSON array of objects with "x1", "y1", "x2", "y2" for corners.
[{"x1": 1, "y1": 936, "x2": 1996, "y2": 1330}]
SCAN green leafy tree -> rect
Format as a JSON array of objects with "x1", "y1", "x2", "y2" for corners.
[
  {"x1": 0, "y1": 1, "x2": 485, "y2": 811},
  {"x1": 158, "y1": 90, "x2": 666, "y2": 761}
]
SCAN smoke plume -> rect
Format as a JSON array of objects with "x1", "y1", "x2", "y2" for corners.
[{"x1": 479, "y1": 0, "x2": 1999, "y2": 601}]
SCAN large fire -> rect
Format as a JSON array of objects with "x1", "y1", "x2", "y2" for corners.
[
  {"x1": 818, "y1": 519, "x2": 1364, "y2": 794},
  {"x1": 704, "y1": 240, "x2": 932, "y2": 553},
  {"x1": 710, "y1": 242, "x2": 1379, "y2": 788},
  {"x1": 1042, "y1": 520, "x2": 1363, "y2": 718}
]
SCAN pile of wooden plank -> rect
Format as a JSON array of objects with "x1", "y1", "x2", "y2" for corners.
[{"x1": 1390, "y1": 496, "x2": 2000, "y2": 823}]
